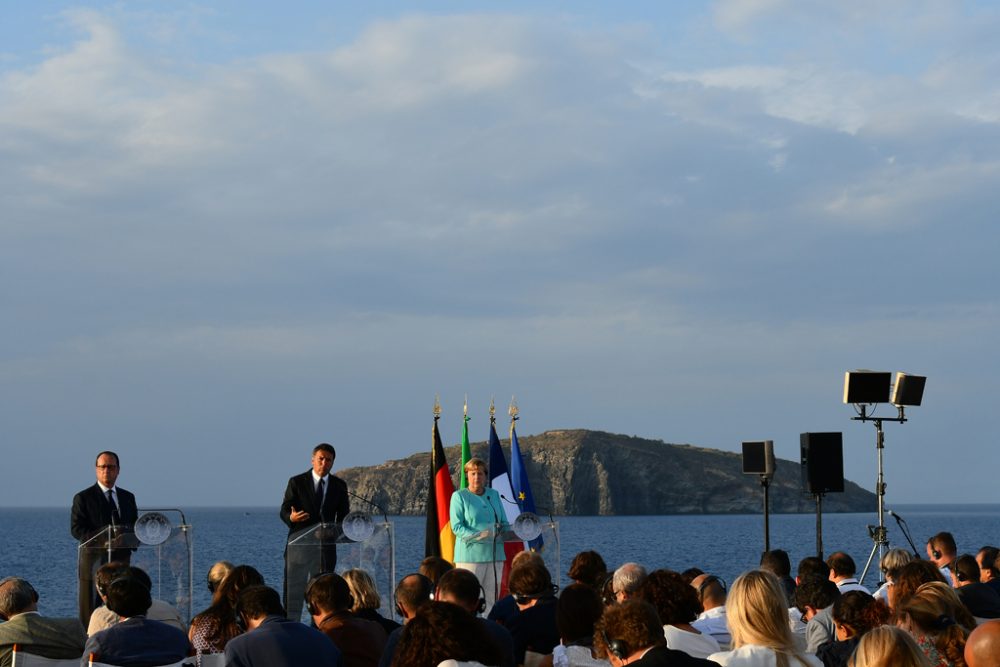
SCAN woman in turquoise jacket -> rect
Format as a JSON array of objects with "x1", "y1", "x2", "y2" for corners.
[{"x1": 450, "y1": 457, "x2": 511, "y2": 614}]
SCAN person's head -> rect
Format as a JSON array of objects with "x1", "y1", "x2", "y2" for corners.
[
  {"x1": 953, "y1": 554, "x2": 982, "y2": 587},
  {"x1": 680, "y1": 568, "x2": 705, "y2": 585},
  {"x1": 95, "y1": 451, "x2": 120, "y2": 488},
  {"x1": 556, "y1": 583, "x2": 604, "y2": 645},
  {"x1": 831, "y1": 591, "x2": 889, "y2": 641},
  {"x1": 306, "y1": 573, "x2": 354, "y2": 618},
  {"x1": 510, "y1": 550, "x2": 544, "y2": 570},
  {"x1": 794, "y1": 576, "x2": 840, "y2": 620},
  {"x1": 207, "y1": 561, "x2": 234, "y2": 594},
  {"x1": 827, "y1": 551, "x2": 857, "y2": 580},
  {"x1": 395, "y1": 573, "x2": 434, "y2": 621},
  {"x1": 106, "y1": 574, "x2": 152, "y2": 618},
  {"x1": 760, "y1": 549, "x2": 792, "y2": 577},
  {"x1": 463, "y1": 458, "x2": 487, "y2": 493},
  {"x1": 342, "y1": 568, "x2": 381, "y2": 612},
  {"x1": 797, "y1": 556, "x2": 829, "y2": 584},
  {"x1": 95, "y1": 561, "x2": 130, "y2": 602},
  {"x1": 891, "y1": 560, "x2": 948, "y2": 610},
  {"x1": 880, "y1": 548, "x2": 913, "y2": 582},
  {"x1": 965, "y1": 620, "x2": 1000, "y2": 667},
  {"x1": 311, "y1": 443, "x2": 335, "y2": 477},
  {"x1": 849, "y1": 625, "x2": 931, "y2": 667},
  {"x1": 593, "y1": 599, "x2": 664, "y2": 667},
  {"x1": 418, "y1": 556, "x2": 454, "y2": 585},
  {"x1": 728, "y1": 570, "x2": 799, "y2": 652},
  {"x1": 637, "y1": 569, "x2": 702, "y2": 626},
  {"x1": 976, "y1": 546, "x2": 1000, "y2": 583},
  {"x1": 611, "y1": 563, "x2": 647, "y2": 603},
  {"x1": 509, "y1": 561, "x2": 555, "y2": 610},
  {"x1": 897, "y1": 582, "x2": 972, "y2": 667},
  {"x1": 435, "y1": 568, "x2": 485, "y2": 615},
  {"x1": 0, "y1": 577, "x2": 38, "y2": 619},
  {"x1": 927, "y1": 532, "x2": 957, "y2": 567},
  {"x1": 392, "y1": 601, "x2": 503, "y2": 667},
  {"x1": 690, "y1": 574, "x2": 727, "y2": 611},
  {"x1": 214, "y1": 564, "x2": 265, "y2": 608},
  {"x1": 236, "y1": 585, "x2": 285, "y2": 630},
  {"x1": 568, "y1": 550, "x2": 608, "y2": 589}
]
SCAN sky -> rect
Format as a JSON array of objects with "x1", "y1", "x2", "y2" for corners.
[{"x1": 2, "y1": 1, "x2": 999, "y2": 508}]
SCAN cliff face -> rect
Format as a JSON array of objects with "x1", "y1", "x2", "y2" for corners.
[{"x1": 339, "y1": 429, "x2": 875, "y2": 516}]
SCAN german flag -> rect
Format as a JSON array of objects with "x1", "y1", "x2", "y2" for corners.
[{"x1": 424, "y1": 416, "x2": 456, "y2": 562}]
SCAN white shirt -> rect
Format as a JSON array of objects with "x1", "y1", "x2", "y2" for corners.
[
  {"x1": 311, "y1": 471, "x2": 329, "y2": 504},
  {"x1": 664, "y1": 624, "x2": 720, "y2": 659},
  {"x1": 708, "y1": 644, "x2": 822, "y2": 667},
  {"x1": 835, "y1": 578, "x2": 870, "y2": 595},
  {"x1": 693, "y1": 606, "x2": 732, "y2": 650}
]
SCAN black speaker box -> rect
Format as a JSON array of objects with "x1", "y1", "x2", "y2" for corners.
[
  {"x1": 800, "y1": 432, "x2": 844, "y2": 494},
  {"x1": 742, "y1": 441, "x2": 774, "y2": 476}
]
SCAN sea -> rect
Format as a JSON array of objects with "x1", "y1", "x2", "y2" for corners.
[{"x1": 4, "y1": 504, "x2": 1000, "y2": 620}]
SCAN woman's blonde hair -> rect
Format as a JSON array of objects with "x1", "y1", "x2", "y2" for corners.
[
  {"x1": 342, "y1": 568, "x2": 381, "y2": 611},
  {"x1": 727, "y1": 570, "x2": 812, "y2": 667},
  {"x1": 464, "y1": 457, "x2": 487, "y2": 474},
  {"x1": 849, "y1": 625, "x2": 930, "y2": 667}
]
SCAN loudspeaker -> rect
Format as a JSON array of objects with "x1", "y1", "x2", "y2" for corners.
[
  {"x1": 892, "y1": 373, "x2": 926, "y2": 406},
  {"x1": 843, "y1": 371, "x2": 891, "y2": 404},
  {"x1": 800, "y1": 432, "x2": 844, "y2": 494},
  {"x1": 742, "y1": 441, "x2": 775, "y2": 477}
]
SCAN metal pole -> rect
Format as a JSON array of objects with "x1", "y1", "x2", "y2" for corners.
[
  {"x1": 815, "y1": 493, "x2": 823, "y2": 559},
  {"x1": 762, "y1": 477, "x2": 771, "y2": 552}
]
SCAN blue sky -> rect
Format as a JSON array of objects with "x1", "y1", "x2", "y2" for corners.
[{"x1": 2, "y1": 1, "x2": 999, "y2": 508}]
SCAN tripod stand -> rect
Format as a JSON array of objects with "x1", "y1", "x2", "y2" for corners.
[{"x1": 854, "y1": 404, "x2": 907, "y2": 585}]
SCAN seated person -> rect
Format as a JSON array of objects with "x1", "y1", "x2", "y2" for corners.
[
  {"x1": 88, "y1": 564, "x2": 184, "y2": 635},
  {"x1": 188, "y1": 565, "x2": 264, "y2": 655},
  {"x1": 305, "y1": 572, "x2": 386, "y2": 667},
  {"x1": 567, "y1": 551, "x2": 608, "y2": 591},
  {"x1": 83, "y1": 573, "x2": 192, "y2": 667},
  {"x1": 794, "y1": 576, "x2": 840, "y2": 653},
  {"x1": 539, "y1": 583, "x2": 605, "y2": 667},
  {"x1": 0, "y1": 577, "x2": 86, "y2": 665},
  {"x1": 505, "y1": 561, "x2": 559, "y2": 665},
  {"x1": 690, "y1": 574, "x2": 731, "y2": 650},
  {"x1": 225, "y1": 585, "x2": 341, "y2": 667},
  {"x1": 952, "y1": 554, "x2": 1000, "y2": 619},
  {"x1": 637, "y1": 569, "x2": 719, "y2": 659},
  {"x1": 593, "y1": 599, "x2": 717, "y2": 667},
  {"x1": 342, "y1": 568, "x2": 401, "y2": 636},
  {"x1": 435, "y1": 568, "x2": 515, "y2": 667},
  {"x1": 814, "y1": 591, "x2": 889, "y2": 667},
  {"x1": 392, "y1": 601, "x2": 503, "y2": 667}
]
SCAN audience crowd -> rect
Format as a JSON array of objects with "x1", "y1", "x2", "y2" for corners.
[{"x1": 3, "y1": 529, "x2": 1000, "y2": 667}]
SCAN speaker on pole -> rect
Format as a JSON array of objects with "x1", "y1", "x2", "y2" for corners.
[
  {"x1": 742, "y1": 441, "x2": 775, "y2": 477},
  {"x1": 800, "y1": 432, "x2": 844, "y2": 494}
]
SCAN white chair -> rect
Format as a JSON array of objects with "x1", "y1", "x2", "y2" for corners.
[{"x1": 10, "y1": 645, "x2": 82, "y2": 667}]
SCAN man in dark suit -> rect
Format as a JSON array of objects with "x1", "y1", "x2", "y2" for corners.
[
  {"x1": 280, "y1": 443, "x2": 350, "y2": 621},
  {"x1": 70, "y1": 451, "x2": 139, "y2": 626},
  {"x1": 226, "y1": 585, "x2": 342, "y2": 667},
  {"x1": 0, "y1": 577, "x2": 86, "y2": 666}
]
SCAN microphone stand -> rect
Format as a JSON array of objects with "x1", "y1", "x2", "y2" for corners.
[
  {"x1": 888, "y1": 510, "x2": 920, "y2": 558},
  {"x1": 349, "y1": 489, "x2": 390, "y2": 524},
  {"x1": 487, "y1": 493, "x2": 502, "y2": 613}
]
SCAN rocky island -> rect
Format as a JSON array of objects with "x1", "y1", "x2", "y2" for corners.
[{"x1": 339, "y1": 429, "x2": 875, "y2": 516}]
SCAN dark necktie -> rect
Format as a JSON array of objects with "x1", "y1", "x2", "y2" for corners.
[
  {"x1": 315, "y1": 479, "x2": 325, "y2": 511},
  {"x1": 107, "y1": 490, "x2": 121, "y2": 525}
]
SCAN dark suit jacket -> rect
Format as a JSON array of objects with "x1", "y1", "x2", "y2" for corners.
[
  {"x1": 82, "y1": 616, "x2": 191, "y2": 667},
  {"x1": 279, "y1": 472, "x2": 350, "y2": 538},
  {"x1": 0, "y1": 613, "x2": 86, "y2": 667},
  {"x1": 71, "y1": 484, "x2": 139, "y2": 542},
  {"x1": 632, "y1": 645, "x2": 720, "y2": 667},
  {"x1": 224, "y1": 615, "x2": 342, "y2": 667}
]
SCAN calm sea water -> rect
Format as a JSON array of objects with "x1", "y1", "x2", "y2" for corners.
[{"x1": 4, "y1": 504, "x2": 999, "y2": 620}]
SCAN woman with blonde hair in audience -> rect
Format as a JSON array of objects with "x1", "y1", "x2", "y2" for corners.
[
  {"x1": 707, "y1": 570, "x2": 820, "y2": 667},
  {"x1": 848, "y1": 626, "x2": 931, "y2": 667},
  {"x1": 343, "y1": 568, "x2": 401, "y2": 635},
  {"x1": 897, "y1": 581, "x2": 975, "y2": 667}
]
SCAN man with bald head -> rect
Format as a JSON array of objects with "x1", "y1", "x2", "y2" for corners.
[
  {"x1": 690, "y1": 573, "x2": 730, "y2": 650},
  {"x1": 965, "y1": 620, "x2": 1000, "y2": 667}
]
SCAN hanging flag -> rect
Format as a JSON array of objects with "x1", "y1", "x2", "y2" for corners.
[
  {"x1": 510, "y1": 420, "x2": 543, "y2": 551},
  {"x1": 459, "y1": 402, "x2": 471, "y2": 489},
  {"x1": 489, "y1": 417, "x2": 524, "y2": 596},
  {"x1": 424, "y1": 417, "x2": 456, "y2": 562}
]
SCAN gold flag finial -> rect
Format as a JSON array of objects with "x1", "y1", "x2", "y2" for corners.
[
  {"x1": 464, "y1": 394, "x2": 468, "y2": 419},
  {"x1": 508, "y1": 395, "x2": 519, "y2": 421},
  {"x1": 489, "y1": 396, "x2": 496, "y2": 423},
  {"x1": 433, "y1": 394, "x2": 441, "y2": 419}
]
